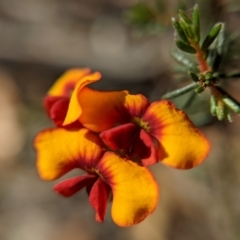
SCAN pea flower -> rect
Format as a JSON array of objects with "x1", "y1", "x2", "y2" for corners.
[
  {"x1": 34, "y1": 128, "x2": 158, "y2": 226},
  {"x1": 100, "y1": 94, "x2": 210, "y2": 168},
  {"x1": 44, "y1": 68, "x2": 128, "y2": 131},
  {"x1": 56, "y1": 70, "x2": 210, "y2": 169},
  {"x1": 44, "y1": 68, "x2": 91, "y2": 127}
]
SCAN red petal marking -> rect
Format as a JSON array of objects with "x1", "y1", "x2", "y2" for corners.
[
  {"x1": 61, "y1": 82, "x2": 76, "y2": 97},
  {"x1": 44, "y1": 95, "x2": 82, "y2": 128},
  {"x1": 100, "y1": 123, "x2": 138, "y2": 153},
  {"x1": 89, "y1": 178, "x2": 110, "y2": 222},
  {"x1": 123, "y1": 94, "x2": 150, "y2": 118},
  {"x1": 100, "y1": 124, "x2": 158, "y2": 165},
  {"x1": 44, "y1": 96, "x2": 64, "y2": 117},
  {"x1": 136, "y1": 129, "x2": 159, "y2": 166},
  {"x1": 44, "y1": 96, "x2": 69, "y2": 126},
  {"x1": 54, "y1": 174, "x2": 98, "y2": 197}
]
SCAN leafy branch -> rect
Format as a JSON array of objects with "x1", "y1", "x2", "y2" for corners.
[{"x1": 162, "y1": 4, "x2": 240, "y2": 121}]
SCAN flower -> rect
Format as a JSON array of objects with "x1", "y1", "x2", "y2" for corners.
[
  {"x1": 44, "y1": 68, "x2": 129, "y2": 131},
  {"x1": 44, "y1": 68, "x2": 92, "y2": 127},
  {"x1": 48, "y1": 69, "x2": 210, "y2": 168},
  {"x1": 100, "y1": 94, "x2": 210, "y2": 169},
  {"x1": 34, "y1": 127, "x2": 159, "y2": 226}
]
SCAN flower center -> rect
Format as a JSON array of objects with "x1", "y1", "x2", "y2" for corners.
[
  {"x1": 85, "y1": 166, "x2": 105, "y2": 182},
  {"x1": 132, "y1": 117, "x2": 150, "y2": 132}
]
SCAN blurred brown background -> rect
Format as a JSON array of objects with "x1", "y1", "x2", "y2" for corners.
[{"x1": 1, "y1": 0, "x2": 240, "y2": 239}]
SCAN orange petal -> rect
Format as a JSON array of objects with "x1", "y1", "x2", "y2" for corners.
[
  {"x1": 143, "y1": 100, "x2": 210, "y2": 169},
  {"x1": 34, "y1": 128, "x2": 104, "y2": 180},
  {"x1": 63, "y1": 72, "x2": 103, "y2": 127},
  {"x1": 97, "y1": 152, "x2": 159, "y2": 227},
  {"x1": 64, "y1": 74, "x2": 149, "y2": 132},
  {"x1": 123, "y1": 94, "x2": 150, "y2": 118},
  {"x1": 48, "y1": 68, "x2": 91, "y2": 96},
  {"x1": 65, "y1": 86, "x2": 129, "y2": 132}
]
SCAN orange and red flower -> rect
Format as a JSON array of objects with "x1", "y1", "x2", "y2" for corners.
[
  {"x1": 100, "y1": 94, "x2": 210, "y2": 168},
  {"x1": 35, "y1": 67, "x2": 211, "y2": 227},
  {"x1": 44, "y1": 68, "x2": 92, "y2": 127},
  {"x1": 34, "y1": 128, "x2": 158, "y2": 226},
  {"x1": 44, "y1": 69, "x2": 210, "y2": 169},
  {"x1": 44, "y1": 68, "x2": 129, "y2": 131},
  {"x1": 46, "y1": 69, "x2": 210, "y2": 169}
]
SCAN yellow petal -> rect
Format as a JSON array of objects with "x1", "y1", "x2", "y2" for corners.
[
  {"x1": 143, "y1": 100, "x2": 210, "y2": 169},
  {"x1": 97, "y1": 152, "x2": 159, "y2": 227},
  {"x1": 34, "y1": 128, "x2": 104, "y2": 180},
  {"x1": 48, "y1": 68, "x2": 91, "y2": 96}
]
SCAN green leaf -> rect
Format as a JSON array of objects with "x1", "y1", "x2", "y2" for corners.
[
  {"x1": 188, "y1": 71, "x2": 199, "y2": 82},
  {"x1": 204, "y1": 71, "x2": 213, "y2": 80},
  {"x1": 172, "y1": 18, "x2": 190, "y2": 44},
  {"x1": 227, "y1": 111, "x2": 233, "y2": 122},
  {"x1": 216, "y1": 23, "x2": 225, "y2": 55},
  {"x1": 212, "y1": 53, "x2": 222, "y2": 72},
  {"x1": 191, "y1": 25, "x2": 200, "y2": 44},
  {"x1": 210, "y1": 95, "x2": 218, "y2": 116},
  {"x1": 161, "y1": 82, "x2": 197, "y2": 99},
  {"x1": 171, "y1": 51, "x2": 198, "y2": 71},
  {"x1": 179, "y1": 19, "x2": 194, "y2": 39},
  {"x1": 203, "y1": 49, "x2": 209, "y2": 60},
  {"x1": 192, "y1": 4, "x2": 200, "y2": 43},
  {"x1": 175, "y1": 40, "x2": 196, "y2": 54},
  {"x1": 125, "y1": 3, "x2": 155, "y2": 25},
  {"x1": 216, "y1": 100, "x2": 226, "y2": 121},
  {"x1": 179, "y1": 10, "x2": 192, "y2": 24},
  {"x1": 222, "y1": 97, "x2": 240, "y2": 113},
  {"x1": 195, "y1": 85, "x2": 205, "y2": 93},
  {"x1": 192, "y1": 5, "x2": 200, "y2": 29},
  {"x1": 206, "y1": 49, "x2": 221, "y2": 71},
  {"x1": 220, "y1": 71, "x2": 240, "y2": 79},
  {"x1": 216, "y1": 86, "x2": 240, "y2": 113},
  {"x1": 201, "y1": 23, "x2": 223, "y2": 50}
]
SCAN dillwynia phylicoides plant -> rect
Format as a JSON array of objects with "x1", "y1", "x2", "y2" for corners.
[
  {"x1": 164, "y1": 4, "x2": 240, "y2": 122},
  {"x1": 127, "y1": 2, "x2": 240, "y2": 122},
  {"x1": 33, "y1": 3, "x2": 240, "y2": 227}
]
